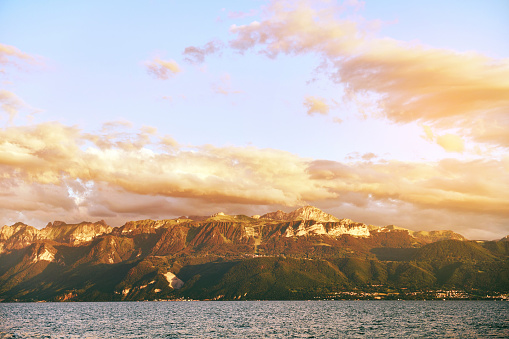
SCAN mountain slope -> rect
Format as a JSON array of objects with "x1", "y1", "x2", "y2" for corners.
[
  {"x1": 1, "y1": 207, "x2": 506, "y2": 301},
  {"x1": 414, "y1": 240, "x2": 496, "y2": 262}
]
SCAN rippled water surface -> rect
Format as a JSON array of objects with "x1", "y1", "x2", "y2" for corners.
[{"x1": 1, "y1": 300, "x2": 508, "y2": 338}]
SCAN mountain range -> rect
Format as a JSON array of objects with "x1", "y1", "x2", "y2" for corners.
[{"x1": 1, "y1": 206, "x2": 507, "y2": 301}]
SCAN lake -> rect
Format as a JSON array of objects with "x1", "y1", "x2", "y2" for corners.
[{"x1": 0, "y1": 300, "x2": 508, "y2": 338}]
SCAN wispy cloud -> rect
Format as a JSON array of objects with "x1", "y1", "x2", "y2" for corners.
[
  {"x1": 0, "y1": 43, "x2": 37, "y2": 66},
  {"x1": 145, "y1": 57, "x2": 181, "y2": 79},
  {"x1": 303, "y1": 96, "x2": 329, "y2": 115},
  {"x1": 211, "y1": 73, "x2": 242, "y2": 95},
  {"x1": 0, "y1": 44, "x2": 41, "y2": 123},
  {"x1": 183, "y1": 40, "x2": 224, "y2": 64},
  {"x1": 228, "y1": 9, "x2": 258, "y2": 19},
  {"x1": 0, "y1": 90, "x2": 27, "y2": 123}
]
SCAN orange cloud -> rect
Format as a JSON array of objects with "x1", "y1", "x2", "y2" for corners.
[
  {"x1": 145, "y1": 57, "x2": 181, "y2": 79},
  {"x1": 226, "y1": 0, "x2": 509, "y2": 148},
  {"x1": 304, "y1": 96, "x2": 329, "y2": 115}
]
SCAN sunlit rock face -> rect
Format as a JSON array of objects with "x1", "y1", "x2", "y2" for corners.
[
  {"x1": 31, "y1": 244, "x2": 56, "y2": 263},
  {"x1": 327, "y1": 220, "x2": 371, "y2": 237},
  {"x1": 42, "y1": 220, "x2": 113, "y2": 244},
  {"x1": 163, "y1": 272, "x2": 184, "y2": 289},
  {"x1": 262, "y1": 206, "x2": 340, "y2": 223},
  {"x1": 283, "y1": 220, "x2": 371, "y2": 238},
  {"x1": 0, "y1": 223, "x2": 39, "y2": 241},
  {"x1": 0, "y1": 221, "x2": 112, "y2": 253},
  {"x1": 115, "y1": 219, "x2": 187, "y2": 236},
  {"x1": 0, "y1": 223, "x2": 44, "y2": 253}
]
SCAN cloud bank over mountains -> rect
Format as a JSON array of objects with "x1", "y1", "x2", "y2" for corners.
[{"x1": 0, "y1": 122, "x2": 507, "y2": 239}]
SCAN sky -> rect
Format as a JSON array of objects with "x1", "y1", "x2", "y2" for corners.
[{"x1": 0, "y1": 0, "x2": 508, "y2": 240}]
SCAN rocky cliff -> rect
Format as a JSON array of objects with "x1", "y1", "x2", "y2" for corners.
[{"x1": 262, "y1": 206, "x2": 340, "y2": 222}]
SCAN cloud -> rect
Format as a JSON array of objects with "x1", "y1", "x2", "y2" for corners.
[
  {"x1": 0, "y1": 90, "x2": 27, "y2": 122},
  {"x1": 226, "y1": 0, "x2": 509, "y2": 148},
  {"x1": 422, "y1": 125, "x2": 434, "y2": 142},
  {"x1": 0, "y1": 43, "x2": 36, "y2": 66},
  {"x1": 211, "y1": 73, "x2": 242, "y2": 95},
  {"x1": 228, "y1": 1, "x2": 367, "y2": 57},
  {"x1": 0, "y1": 122, "x2": 508, "y2": 238},
  {"x1": 361, "y1": 153, "x2": 377, "y2": 161},
  {"x1": 145, "y1": 57, "x2": 181, "y2": 79},
  {"x1": 436, "y1": 134, "x2": 465, "y2": 153},
  {"x1": 211, "y1": 85, "x2": 241, "y2": 95},
  {"x1": 303, "y1": 96, "x2": 329, "y2": 115},
  {"x1": 183, "y1": 40, "x2": 224, "y2": 64},
  {"x1": 101, "y1": 120, "x2": 133, "y2": 132},
  {"x1": 0, "y1": 44, "x2": 41, "y2": 123},
  {"x1": 0, "y1": 122, "x2": 334, "y2": 206},
  {"x1": 421, "y1": 125, "x2": 465, "y2": 153},
  {"x1": 307, "y1": 158, "x2": 509, "y2": 219},
  {"x1": 228, "y1": 9, "x2": 258, "y2": 19},
  {"x1": 159, "y1": 135, "x2": 178, "y2": 149}
]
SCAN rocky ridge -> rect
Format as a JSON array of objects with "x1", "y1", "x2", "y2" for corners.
[
  {"x1": 261, "y1": 206, "x2": 340, "y2": 222},
  {"x1": 0, "y1": 220, "x2": 112, "y2": 253},
  {"x1": 0, "y1": 207, "x2": 471, "y2": 255},
  {"x1": 0, "y1": 206, "x2": 507, "y2": 302}
]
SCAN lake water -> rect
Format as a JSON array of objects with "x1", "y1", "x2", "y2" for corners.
[{"x1": 0, "y1": 300, "x2": 508, "y2": 338}]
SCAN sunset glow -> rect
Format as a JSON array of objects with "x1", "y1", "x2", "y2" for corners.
[{"x1": 0, "y1": 0, "x2": 508, "y2": 239}]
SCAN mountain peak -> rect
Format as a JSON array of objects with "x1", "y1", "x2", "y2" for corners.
[
  {"x1": 261, "y1": 206, "x2": 339, "y2": 222},
  {"x1": 46, "y1": 221, "x2": 66, "y2": 228},
  {"x1": 211, "y1": 212, "x2": 226, "y2": 217}
]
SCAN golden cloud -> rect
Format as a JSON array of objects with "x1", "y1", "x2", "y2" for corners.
[
  {"x1": 303, "y1": 96, "x2": 329, "y2": 115},
  {"x1": 307, "y1": 158, "x2": 509, "y2": 218},
  {"x1": 436, "y1": 134, "x2": 465, "y2": 153},
  {"x1": 421, "y1": 126, "x2": 465, "y2": 153},
  {"x1": 145, "y1": 57, "x2": 181, "y2": 79},
  {"x1": 0, "y1": 122, "x2": 508, "y2": 238},
  {"x1": 0, "y1": 122, "x2": 334, "y2": 206}
]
